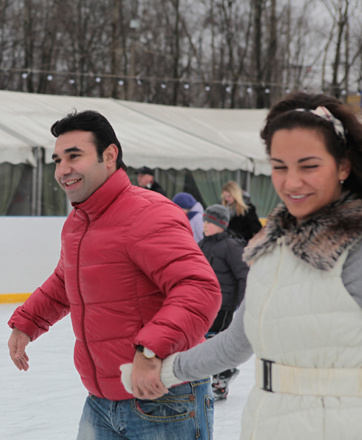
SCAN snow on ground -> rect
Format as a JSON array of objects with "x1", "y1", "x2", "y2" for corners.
[{"x1": 1, "y1": 303, "x2": 254, "y2": 440}]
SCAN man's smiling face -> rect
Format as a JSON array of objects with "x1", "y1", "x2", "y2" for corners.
[{"x1": 52, "y1": 130, "x2": 113, "y2": 203}]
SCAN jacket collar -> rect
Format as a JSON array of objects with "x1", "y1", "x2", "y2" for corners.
[
  {"x1": 243, "y1": 192, "x2": 362, "y2": 271},
  {"x1": 203, "y1": 231, "x2": 228, "y2": 242},
  {"x1": 71, "y1": 169, "x2": 131, "y2": 221}
]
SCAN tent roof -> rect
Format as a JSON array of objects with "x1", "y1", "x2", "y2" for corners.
[{"x1": 0, "y1": 90, "x2": 271, "y2": 175}]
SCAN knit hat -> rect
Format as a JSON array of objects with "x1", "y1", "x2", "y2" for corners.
[
  {"x1": 136, "y1": 166, "x2": 154, "y2": 176},
  {"x1": 203, "y1": 204, "x2": 230, "y2": 230},
  {"x1": 172, "y1": 192, "x2": 197, "y2": 210}
]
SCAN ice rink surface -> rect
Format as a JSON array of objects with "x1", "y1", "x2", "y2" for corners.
[{"x1": 1, "y1": 303, "x2": 254, "y2": 440}]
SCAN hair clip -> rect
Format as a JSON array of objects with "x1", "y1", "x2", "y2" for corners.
[{"x1": 295, "y1": 106, "x2": 346, "y2": 142}]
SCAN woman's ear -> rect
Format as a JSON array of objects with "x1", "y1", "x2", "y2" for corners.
[{"x1": 339, "y1": 158, "x2": 351, "y2": 182}]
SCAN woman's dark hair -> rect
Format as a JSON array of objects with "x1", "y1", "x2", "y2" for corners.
[
  {"x1": 260, "y1": 92, "x2": 362, "y2": 195},
  {"x1": 51, "y1": 110, "x2": 127, "y2": 171}
]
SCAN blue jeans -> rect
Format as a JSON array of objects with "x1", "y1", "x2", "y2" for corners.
[{"x1": 77, "y1": 378, "x2": 214, "y2": 440}]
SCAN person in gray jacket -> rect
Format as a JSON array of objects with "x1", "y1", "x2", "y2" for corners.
[{"x1": 122, "y1": 92, "x2": 362, "y2": 440}]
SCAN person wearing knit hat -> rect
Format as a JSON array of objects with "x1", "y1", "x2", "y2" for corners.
[
  {"x1": 172, "y1": 192, "x2": 204, "y2": 243},
  {"x1": 203, "y1": 204, "x2": 230, "y2": 232},
  {"x1": 172, "y1": 192, "x2": 196, "y2": 210},
  {"x1": 198, "y1": 203, "x2": 248, "y2": 400}
]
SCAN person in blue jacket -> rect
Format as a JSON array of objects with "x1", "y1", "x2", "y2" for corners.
[{"x1": 172, "y1": 192, "x2": 204, "y2": 243}]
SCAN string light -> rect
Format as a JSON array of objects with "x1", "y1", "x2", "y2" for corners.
[{"x1": 3, "y1": 68, "x2": 360, "y2": 99}]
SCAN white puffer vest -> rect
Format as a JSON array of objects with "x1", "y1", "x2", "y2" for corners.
[{"x1": 242, "y1": 237, "x2": 362, "y2": 440}]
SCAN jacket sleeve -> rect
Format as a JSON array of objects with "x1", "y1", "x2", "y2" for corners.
[
  {"x1": 342, "y1": 239, "x2": 362, "y2": 308},
  {"x1": 8, "y1": 250, "x2": 70, "y2": 341},
  {"x1": 246, "y1": 203, "x2": 262, "y2": 236},
  {"x1": 191, "y1": 213, "x2": 204, "y2": 244},
  {"x1": 127, "y1": 202, "x2": 222, "y2": 359},
  {"x1": 226, "y1": 239, "x2": 249, "y2": 308}
]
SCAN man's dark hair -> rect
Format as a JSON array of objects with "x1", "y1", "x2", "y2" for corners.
[{"x1": 51, "y1": 110, "x2": 127, "y2": 171}]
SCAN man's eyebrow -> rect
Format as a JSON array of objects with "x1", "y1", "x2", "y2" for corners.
[{"x1": 52, "y1": 147, "x2": 83, "y2": 160}]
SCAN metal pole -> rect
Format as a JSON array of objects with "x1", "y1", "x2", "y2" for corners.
[
  {"x1": 36, "y1": 147, "x2": 43, "y2": 215},
  {"x1": 31, "y1": 147, "x2": 43, "y2": 216},
  {"x1": 246, "y1": 170, "x2": 251, "y2": 193},
  {"x1": 31, "y1": 160, "x2": 37, "y2": 216},
  {"x1": 236, "y1": 169, "x2": 241, "y2": 187}
]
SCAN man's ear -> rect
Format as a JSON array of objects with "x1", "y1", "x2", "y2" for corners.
[{"x1": 103, "y1": 144, "x2": 118, "y2": 168}]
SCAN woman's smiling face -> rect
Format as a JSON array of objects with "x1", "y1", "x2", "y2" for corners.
[{"x1": 270, "y1": 127, "x2": 351, "y2": 223}]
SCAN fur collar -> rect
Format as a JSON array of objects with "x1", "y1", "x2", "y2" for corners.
[{"x1": 243, "y1": 192, "x2": 362, "y2": 271}]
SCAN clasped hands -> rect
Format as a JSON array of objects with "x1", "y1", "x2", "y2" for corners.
[{"x1": 120, "y1": 350, "x2": 168, "y2": 400}]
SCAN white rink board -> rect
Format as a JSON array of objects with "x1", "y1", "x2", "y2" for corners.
[{"x1": 0, "y1": 216, "x2": 66, "y2": 294}]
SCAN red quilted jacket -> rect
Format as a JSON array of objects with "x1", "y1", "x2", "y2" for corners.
[{"x1": 9, "y1": 169, "x2": 221, "y2": 400}]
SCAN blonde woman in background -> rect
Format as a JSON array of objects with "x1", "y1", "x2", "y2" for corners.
[{"x1": 222, "y1": 181, "x2": 262, "y2": 242}]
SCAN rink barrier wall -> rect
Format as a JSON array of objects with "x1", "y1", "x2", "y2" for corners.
[
  {"x1": 0, "y1": 216, "x2": 268, "y2": 304},
  {"x1": 0, "y1": 294, "x2": 31, "y2": 304},
  {"x1": 0, "y1": 216, "x2": 65, "y2": 302}
]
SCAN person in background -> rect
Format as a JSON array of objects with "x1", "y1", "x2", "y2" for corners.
[
  {"x1": 172, "y1": 192, "x2": 204, "y2": 243},
  {"x1": 135, "y1": 165, "x2": 167, "y2": 196},
  {"x1": 222, "y1": 180, "x2": 262, "y2": 242},
  {"x1": 199, "y1": 204, "x2": 249, "y2": 401},
  {"x1": 7, "y1": 110, "x2": 221, "y2": 440},
  {"x1": 132, "y1": 91, "x2": 362, "y2": 440}
]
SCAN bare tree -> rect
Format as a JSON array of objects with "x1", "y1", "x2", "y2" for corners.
[
  {"x1": 1, "y1": 0, "x2": 362, "y2": 108},
  {"x1": 319, "y1": 0, "x2": 362, "y2": 96},
  {"x1": 253, "y1": 0, "x2": 266, "y2": 108}
]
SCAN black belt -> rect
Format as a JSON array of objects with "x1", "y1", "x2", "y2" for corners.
[{"x1": 261, "y1": 359, "x2": 274, "y2": 392}]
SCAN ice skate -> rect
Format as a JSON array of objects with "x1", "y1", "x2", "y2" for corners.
[
  {"x1": 212, "y1": 368, "x2": 240, "y2": 401},
  {"x1": 212, "y1": 379, "x2": 229, "y2": 401}
]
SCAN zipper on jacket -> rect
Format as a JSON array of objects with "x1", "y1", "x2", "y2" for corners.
[
  {"x1": 250, "y1": 237, "x2": 285, "y2": 440},
  {"x1": 76, "y1": 210, "x2": 103, "y2": 398},
  {"x1": 258, "y1": 236, "x2": 285, "y2": 354}
]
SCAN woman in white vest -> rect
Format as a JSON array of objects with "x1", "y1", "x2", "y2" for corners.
[{"x1": 121, "y1": 92, "x2": 362, "y2": 440}]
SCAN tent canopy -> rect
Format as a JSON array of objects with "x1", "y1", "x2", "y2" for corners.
[{"x1": 0, "y1": 90, "x2": 270, "y2": 175}]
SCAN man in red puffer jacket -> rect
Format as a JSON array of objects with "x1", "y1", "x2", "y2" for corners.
[{"x1": 8, "y1": 110, "x2": 221, "y2": 440}]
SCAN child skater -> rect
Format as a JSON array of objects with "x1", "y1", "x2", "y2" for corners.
[{"x1": 199, "y1": 204, "x2": 249, "y2": 400}]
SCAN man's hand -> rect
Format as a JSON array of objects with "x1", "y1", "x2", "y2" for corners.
[
  {"x1": 131, "y1": 350, "x2": 168, "y2": 400},
  {"x1": 8, "y1": 327, "x2": 31, "y2": 371}
]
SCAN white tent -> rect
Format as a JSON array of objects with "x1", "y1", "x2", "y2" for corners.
[{"x1": 0, "y1": 90, "x2": 270, "y2": 175}]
